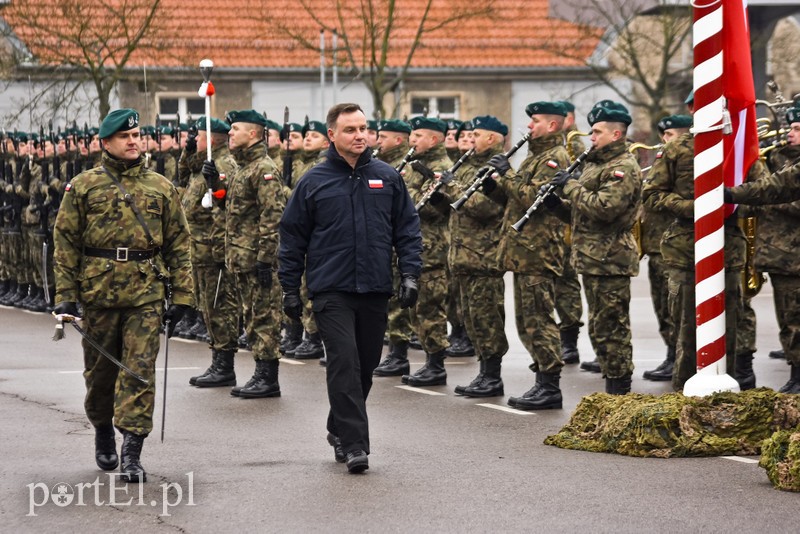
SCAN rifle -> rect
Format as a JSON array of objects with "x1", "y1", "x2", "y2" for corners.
[
  {"x1": 395, "y1": 146, "x2": 416, "y2": 173},
  {"x1": 155, "y1": 115, "x2": 166, "y2": 176},
  {"x1": 281, "y1": 106, "x2": 293, "y2": 188},
  {"x1": 49, "y1": 122, "x2": 61, "y2": 182},
  {"x1": 414, "y1": 147, "x2": 475, "y2": 211},
  {"x1": 450, "y1": 133, "x2": 531, "y2": 211},
  {"x1": 511, "y1": 148, "x2": 592, "y2": 232}
]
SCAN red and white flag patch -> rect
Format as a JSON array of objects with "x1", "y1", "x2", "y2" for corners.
[
  {"x1": 655, "y1": 151, "x2": 663, "y2": 159},
  {"x1": 613, "y1": 170, "x2": 625, "y2": 179},
  {"x1": 64, "y1": 183, "x2": 72, "y2": 192},
  {"x1": 547, "y1": 160, "x2": 559, "y2": 169},
  {"x1": 219, "y1": 173, "x2": 226, "y2": 181},
  {"x1": 368, "y1": 179, "x2": 383, "y2": 189},
  {"x1": 263, "y1": 174, "x2": 273, "y2": 181}
]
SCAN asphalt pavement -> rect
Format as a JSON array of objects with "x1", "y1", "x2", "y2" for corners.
[{"x1": 0, "y1": 265, "x2": 797, "y2": 533}]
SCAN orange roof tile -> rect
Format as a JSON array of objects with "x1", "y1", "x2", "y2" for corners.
[{"x1": 4, "y1": 0, "x2": 600, "y2": 70}]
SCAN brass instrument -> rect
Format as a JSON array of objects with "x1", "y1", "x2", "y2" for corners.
[
  {"x1": 627, "y1": 143, "x2": 662, "y2": 258},
  {"x1": 565, "y1": 129, "x2": 590, "y2": 161},
  {"x1": 739, "y1": 215, "x2": 766, "y2": 298}
]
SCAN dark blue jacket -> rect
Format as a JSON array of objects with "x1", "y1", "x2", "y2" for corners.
[{"x1": 278, "y1": 144, "x2": 422, "y2": 298}]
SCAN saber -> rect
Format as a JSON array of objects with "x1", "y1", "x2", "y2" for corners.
[
  {"x1": 42, "y1": 240, "x2": 50, "y2": 305},
  {"x1": 53, "y1": 313, "x2": 149, "y2": 384},
  {"x1": 161, "y1": 319, "x2": 170, "y2": 443},
  {"x1": 213, "y1": 267, "x2": 223, "y2": 309}
]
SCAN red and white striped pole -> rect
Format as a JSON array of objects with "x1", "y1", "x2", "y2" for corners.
[{"x1": 684, "y1": 0, "x2": 739, "y2": 396}]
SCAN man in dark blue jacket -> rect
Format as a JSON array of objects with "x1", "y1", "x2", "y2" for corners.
[{"x1": 279, "y1": 103, "x2": 422, "y2": 474}]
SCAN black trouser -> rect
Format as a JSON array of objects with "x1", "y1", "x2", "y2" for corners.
[{"x1": 313, "y1": 291, "x2": 389, "y2": 455}]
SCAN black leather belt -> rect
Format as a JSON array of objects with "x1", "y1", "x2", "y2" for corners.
[{"x1": 84, "y1": 246, "x2": 159, "y2": 262}]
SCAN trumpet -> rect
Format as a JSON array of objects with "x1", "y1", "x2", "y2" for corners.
[
  {"x1": 450, "y1": 133, "x2": 531, "y2": 211},
  {"x1": 415, "y1": 148, "x2": 475, "y2": 211},
  {"x1": 395, "y1": 146, "x2": 416, "y2": 173}
]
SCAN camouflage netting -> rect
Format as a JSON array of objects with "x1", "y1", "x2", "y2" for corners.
[
  {"x1": 759, "y1": 425, "x2": 800, "y2": 492},
  {"x1": 544, "y1": 389, "x2": 800, "y2": 459}
]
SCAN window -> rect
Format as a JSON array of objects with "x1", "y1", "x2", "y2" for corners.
[
  {"x1": 409, "y1": 95, "x2": 460, "y2": 120},
  {"x1": 157, "y1": 94, "x2": 206, "y2": 123}
]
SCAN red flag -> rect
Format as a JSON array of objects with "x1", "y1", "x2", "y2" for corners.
[{"x1": 722, "y1": 0, "x2": 758, "y2": 214}]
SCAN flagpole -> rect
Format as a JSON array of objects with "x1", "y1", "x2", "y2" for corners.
[{"x1": 684, "y1": 0, "x2": 739, "y2": 396}]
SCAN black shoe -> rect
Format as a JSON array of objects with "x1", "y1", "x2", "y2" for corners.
[
  {"x1": 195, "y1": 350, "x2": 236, "y2": 387},
  {"x1": 238, "y1": 331, "x2": 250, "y2": 350},
  {"x1": 190, "y1": 350, "x2": 218, "y2": 386},
  {"x1": 120, "y1": 431, "x2": 146, "y2": 483},
  {"x1": 238, "y1": 359, "x2": 281, "y2": 398},
  {"x1": 292, "y1": 332, "x2": 324, "y2": 359},
  {"x1": 455, "y1": 359, "x2": 485, "y2": 395},
  {"x1": 407, "y1": 350, "x2": 447, "y2": 387},
  {"x1": 446, "y1": 325, "x2": 476, "y2": 357},
  {"x1": 779, "y1": 364, "x2": 800, "y2": 394},
  {"x1": 94, "y1": 424, "x2": 118, "y2": 471},
  {"x1": 345, "y1": 450, "x2": 369, "y2": 474},
  {"x1": 769, "y1": 349, "x2": 786, "y2": 360},
  {"x1": 580, "y1": 358, "x2": 602, "y2": 373},
  {"x1": 327, "y1": 433, "x2": 346, "y2": 463},
  {"x1": 231, "y1": 373, "x2": 259, "y2": 397},
  {"x1": 643, "y1": 346, "x2": 675, "y2": 381},
  {"x1": 373, "y1": 341, "x2": 410, "y2": 377},
  {"x1": 508, "y1": 372, "x2": 562, "y2": 410},
  {"x1": 280, "y1": 321, "x2": 303, "y2": 355},
  {"x1": 462, "y1": 358, "x2": 503, "y2": 397},
  {"x1": 734, "y1": 352, "x2": 756, "y2": 391},
  {"x1": 605, "y1": 375, "x2": 632, "y2": 395},
  {"x1": 409, "y1": 333, "x2": 423, "y2": 351},
  {"x1": 560, "y1": 326, "x2": 580, "y2": 364}
]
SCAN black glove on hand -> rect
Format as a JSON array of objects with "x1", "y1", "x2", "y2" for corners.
[
  {"x1": 438, "y1": 169, "x2": 455, "y2": 184},
  {"x1": 282, "y1": 289, "x2": 303, "y2": 321},
  {"x1": 543, "y1": 192, "x2": 562, "y2": 210},
  {"x1": 202, "y1": 160, "x2": 220, "y2": 188},
  {"x1": 488, "y1": 154, "x2": 511, "y2": 177},
  {"x1": 551, "y1": 170, "x2": 573, "y2": 188},
  {"x1": 429, "y1": 191, "x2": 445, "y2": 206},
  {"x1": 481, "y1": 176, "x2": 498, "y2": 195},
  {"x1": 398, "y1": 274, "x2": 419, "y2": 309},
  {"x1": 163, "y1": 304, "x2": 190, "y2": 338},
  {"x1": 723, "y1": 187, "x2": 734, "y2": 204},
  {"x1": 256, "y1": 261, "x2": 272, "y2": 288},
  {"x1": 185, "y1": 135, "x2": 197, "y2": 155},
  {"x1": 53, "y1": 301, "x2": 80, "y2": 317}
]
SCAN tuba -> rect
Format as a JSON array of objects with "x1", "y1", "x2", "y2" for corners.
[{"x1": 565, "y1": 129, "x2": 590, "y2": 161}]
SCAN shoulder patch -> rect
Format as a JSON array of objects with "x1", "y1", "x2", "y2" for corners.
[
  {"x1": 656, "y1": 151, "x2": 663, "y2": 159},
  {"x1": 64, "y1": 183, "x2": 72, "y2": 192},
  {"x1": 368, "y1": 179, "x2": 384, "y2": 189},
  {"x1": 547, "y1": 160, "x2": 559, "y2": 169},
  {"x1": 613, "y1": 170, "x2": 625, "y2": 179},
  {"x1": 263, "y1": 174, "x2": 273, "y2": 181},
  {"x1": 219, "y1": 173, "x2": 226, "y2": 181}
]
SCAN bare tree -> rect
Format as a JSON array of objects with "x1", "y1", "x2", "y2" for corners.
[
  {"x1": 1, "y1": 0, "x2": 166, "y2": 121},
  {"x1": 265, "y1": 0, "x2": 497, "y2": 119}
]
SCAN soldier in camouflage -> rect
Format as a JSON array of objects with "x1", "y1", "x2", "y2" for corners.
[
  {"x1": 216, "y1": 109, "x2": 287, "y2": 398},
  {"x1": 550, "y1": 101, "x2": 641, "y2": 394},
  {"x1": 445, "y1": 119, "x2": 463, "y2": 162},
  {"x1": 53, "y1": 108, "x2": 194, "y2": 483},
  {"x1": 482, "y1": 101, "x2": 571, "y2": 409}
]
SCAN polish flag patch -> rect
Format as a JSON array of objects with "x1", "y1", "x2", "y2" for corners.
[
  {"x1": 656, "y1": 151, "x2": 663, "y2": 159},
  {"x1": 368, "y1": 179, "x2": 383, "y2": 189},
  {"x1": 64, "y1": 183, "x2": 72, "y2": 192},
  {"x1": 219, "y1": 173, "x2": 226, "y2": 181},
  {"x1": 613, "y1": 170, "x2": 625, "y2": 179},
  {"x1": 263, "y1": 174, "x2": 273, "y2": 181},
  {"x1": 547, "y1": 160, "x2": 559, "y2": 168}
]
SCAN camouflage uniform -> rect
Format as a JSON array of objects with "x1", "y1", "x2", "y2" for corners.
[
  {"x1": 494, "y1": 134, "x2": 569, "y2": 373},
  {"x1": 225, "y1": 141, "x2": 286, "y2": 362},
  {"x1": 180, "y1": 144, "x2": 240, "y2": 352},
  {"x1": 642, "y1": 133, "x2": 746, "y2": 390},
  {"x1": 405, "y1": 143, "x2": 453, "y2": 354},
  {"x1": 53, "y1": 151, "x2": 193, "y2": 435},
  {"x1": 558, "y1": 138, "x2": 641, "y2": 380}
]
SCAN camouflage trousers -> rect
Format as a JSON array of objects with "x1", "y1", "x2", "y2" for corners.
[
  {"x1": 233, "y1": 270, "x2": 281, "y2": 361},
  {"x1": 770, "y1": 274, "x2": 800, "y2": 365},
  {"x1": 582, "y1": 274, "x2": 634, "y2": 379},
  {"x1": 27, "y1": 230, "x2": 54, "y2": 290},
  {"x1": 737, "y1": 296, "x2": 757, "y2": 355},
  {"x1": 555, "y1": 245, "x2": 584, "y2": 331},
  {"x1": 514, "y1": 273, "x2": 562, "y2": 374},
  {"x1": 647, "y1": 253, "x2": 674, "y2": 349},
  {"x1": 386, "y1": 266, "x2": 412, "y2": 345},
  {"x1": 194, "y1": 264, "x2": 240, "y2": 352},
  {"x1": 447, "y1": 265, "x2": 461, "y2": 327},
  {"x1": 82, "y1": 301, "x2": 162, "y2": 436},
  {"x1": 668, "y1": 268, "x2": 741, "y2": 391},
  {"x1": 19, "y1": 225, "x2": 33, "y2": 285},
  {"x1": 1, "y1": 230, "x2": 22, "y2": 281},
  {"x1": 410, "y1": 268, "x2": 449, "y2": 354},
  {"x1": 457, "y1": 273, "x2": 508, "y2": 360}
]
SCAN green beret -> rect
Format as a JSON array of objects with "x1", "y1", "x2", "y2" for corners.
[
  {"x1": 657, "y1": 114, "x2": 692, "y2": 133},
  {"x1": 15, "y1": 132, "x2": 29, "y2": 143},
  {"x1": 159, "y1": 125, "x2": 174, "y2": 136},
  {"x1": 178, "y1": 123, "x2": 189, "y2": 132},
  {"x1": 786, "y1": 107, "x2": 800, "y2": 125},
  {"x1": 684, "y1": 91, "x2": 694, "y2": 105},
  {"x1": 587, "y1": 101, "x2": 632, "y2": 126},
  {"x1": 280, "y1": 123, "x2": 303, "y2": 142},
  {"x1": 471, "y1": 115, "x2": 508, "y2": 136},
  {"x1": 367, "y1": 120, "x2": 379, "y2": 131},
  {"x1": 378, "y1": 119, "x2": 411, "y2": 134},
  {"x1": 140, "y1": 125, "x2": 155, "y2": 136},
  {"x1": 87, "y1": 127, "x2": 99, "y2": 137},
  {"x1": 99, "y1": 108, "x2": 140, "y2": 139},
  {"x1": 455, "y1": 120, "x2": 474, "y2": 139},
  {"x1": 225, "y1": 109, "x2": 268, "y2": 127},
  {"x1": 446, "y1": 119, "x2": 463, "y2": 132},
  {"x1": 525, "y1": 101, "x2": 567, "y2": 117},
  {"x1": 409, "y1": 116, "x2": 447, "y2": 134},
  {"x1": 195, "y1": 116, "x2": 231, "y2": 134},
  {"x1": 265, "y1": 119, "x2": 281, "y2": 132},
  {"x1": 303, "y1": 120, "x2": 329, "y2": 139},
  {"x1": 556, "y1": 100, "x2": 576, "y2": 113}
]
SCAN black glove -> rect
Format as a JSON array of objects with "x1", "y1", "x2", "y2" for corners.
[
  {"x1": 256, "y1": 261, "x2": 272, "y2": 288},
  {"x1": 185, "y1": 135, "x2": 197, "y2": 155},
  {"x1": 282, "y1": 289, "x2": 303, "y2": 321},
  {"x1": 481, "y1": 176, "x2": 497, "y2": 195},
  {"x1": 163, "y1": 304, "x2": 190, "y2": 338},
  {"x1": 429, "y1": 191, "x2": 445, "y2": 206},
  {"x1": 398, "y1": 274, "x2": 419, "y2": 309},
  {"x1": 488, "y1": 154, "x2": 511, "y2": 177},
  {"x1": 543, "y1": 192, "x2": 562, "y2": 210},
  {"x1": 438, "y1": 169, "x2": 455, "y2": 184},
  {"x1": 723, "y1": 187, "x2": 734, "y2": 204},
  {"x1": 53, "y1": 301, "x2": 80, "y2": 317},
  {"x1": 202, "y1": 160, "x2": 220, "y2": 188},
  {"x1": 551, "y1": 170, "x2": 573, "y2": 188}
]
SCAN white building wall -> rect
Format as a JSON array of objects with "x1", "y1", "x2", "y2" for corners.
[{"x1": 252, "y1": 80, "x2": 375, "y2": 123}]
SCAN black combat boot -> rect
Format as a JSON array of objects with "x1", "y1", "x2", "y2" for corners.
[
  {"x1": 409, "y1": 333, "x2": 423, "y2": 350},
  {"x1": 238, "y1": 329, "x2": 250, "y2": 350},
  {"x1": 8, "y1": 282, "x2": 29, "y2": 307},
  {"x1": 94, "y1": 424, "x2": 118, "y2": 471},
  {"x1": 508, "y1": 371, "x2": 563, "y2": 410},
  {"x1": 292, "y1": 332, "x2": 325, "y2": 359},
  {"x1": 237, "y1": 359, "x2": 281, "y2": 398},
  {"x1": 0, "y1": 280, "x2": 17, "y2": 305},
  {"x1": 190, "y1": 350, "x2": 218, "y2": 386},
  {"x1": 17, "y1": 284, "x2": 35, "y2": 309},
  {"x1": 21, "y1": 285, "x2": 40, "y2": 310},
  {"x1": 778, "y1": 364, "x2": 800, "y2": 394},
  {"x1": 0, "y1": 280, "x2": 10, "y2": 300},
  {"x1": 373, "y1": 341, "x2": 410, "y2": 377},
  {"x1": 280, "y1": 320, "x2": 303, "y2": 355},
  {"x1": 446, "y1": 324, "x2": 476, "y2": 357},
  {"x1": 462, "y1": 357, "x2": 504, "y2": 397},
  {"x1": 605, "y1": 375, "x2": 632, "y2": 395},
  {"x1": 29, "y1": 286, "x2": 48, "y2": 312},
  {"x1": 119, "y1": 431, "x2": 146, "y2": 483},
  {"x1": 734, "y1": 351, "x2": 756, "y2": 390},
  {"x1": 406, "y1": 350, "x2": 447, "y2": 387},
  {"x1": 769, "y1": 349, "x2": 786, "y2": 360},
  {"x1": 560, "y1": 326, "x2": 580, "y2": 364},
  {"x1": 580, "y1": 357, "x2": 602, "y2": 373},
  {"x1": 173, "y1": 308, "x2": 195, "y2": 339},
  {"x1": 455, "y1": 359, "x2": 485, "y2": 395},
  {"x1": 195, "y1": 350, "x2": 236, "y2": 387},
  {"x1": 643, "y1": 346, "x2": 676, "y2": 381}
]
